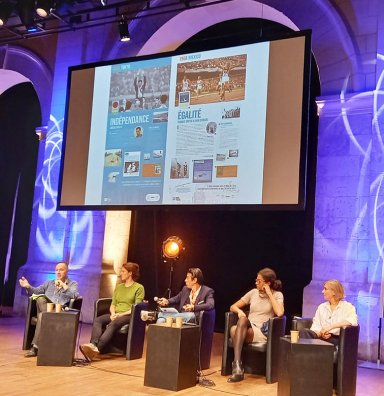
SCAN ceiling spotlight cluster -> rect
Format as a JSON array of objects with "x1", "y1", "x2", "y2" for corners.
[
  {"x1": 0, "y1": 0, "x2": 227, "y2": 44},
  {"x1": 0, "y1": 0, "x2": 56, "y2": 32}
]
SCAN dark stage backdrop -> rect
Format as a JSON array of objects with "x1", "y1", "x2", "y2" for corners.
[
  {"x1": 0, "y1": 82, "x2": 41, "y2": 307},
  {"x1": 127, "y1": 19, "x2": 320, "y2": 331}
]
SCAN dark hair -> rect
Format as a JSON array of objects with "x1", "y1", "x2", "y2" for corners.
[
  {"x1": 188, "y1": 267, "x2": 204, "y2": 284},
  {"x1": 258, "y1": 267, "x2": 282, "y2": 291},
  {"x1": 122, "y1": 262, "x2": 140, "y2": 281}
]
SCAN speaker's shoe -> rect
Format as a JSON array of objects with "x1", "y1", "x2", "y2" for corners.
[
  {"x1": 227, "y1": 360, "x2": 244, "y2": 382},
  {"x1": 24, "y1": 346, "x2": 38, "y2": 358},
  {"x1": 79, "y1": 343, "x2": 100, "y2": 362}
]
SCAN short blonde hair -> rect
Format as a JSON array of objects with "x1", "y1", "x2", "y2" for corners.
[{"x1": 324, "y1": 280, "x2": 345, "y2": 300}]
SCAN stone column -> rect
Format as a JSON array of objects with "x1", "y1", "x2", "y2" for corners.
[{"x1": 304, "y1": 92, "x2": 383, "y2": 361}]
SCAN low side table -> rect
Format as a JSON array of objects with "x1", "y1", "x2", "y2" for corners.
[
  {"x1": 278, "y1": 337, "x2": 334, "y2": 396},
  {"x1": 37, "y1": 311, "x2": 80, "y2": 367},
  {"x1": 144, "y1": 324, "x2": 200, "y2": 391}
]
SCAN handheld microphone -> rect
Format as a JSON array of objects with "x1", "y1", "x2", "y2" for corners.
[
  {"x1": 64, "y1": 307, "x2": 79, "y2": 312},
  {"x1": 154, "y1": 296, "x2": 159, "y2": 303}
]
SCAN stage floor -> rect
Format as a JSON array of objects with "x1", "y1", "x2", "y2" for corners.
[{"x1": 0, "y1": 313, "x2": 383, "y2": 396}]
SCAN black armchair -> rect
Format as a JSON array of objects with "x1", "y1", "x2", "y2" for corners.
[
  {"x1": 197, "y1": 309, "x2": 216, "y2": 370},
  {"x1": 292, "y1": 317, "x2": 360, "y2": 396},
  {"x1": 93, "y1": 298, "x2": 149, "y2": 360},
  {"x1": 22, "y1": 296, "x2": 83, "y2": 350},
  {"x1": 221, "y1": 312, "x2": 286, "y2": 383}
]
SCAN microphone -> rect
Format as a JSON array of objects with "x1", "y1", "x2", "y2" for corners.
[
  {"x1": 64, "y1": 307, "x2": 80, "y2": 312},
  {"x1": 154, "y1": 296, "x2": 159, "y2": 303}
]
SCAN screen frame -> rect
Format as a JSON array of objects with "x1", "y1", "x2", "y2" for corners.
[{"x1": 58, "y1": 29, "x2": 313, "y2": 212}]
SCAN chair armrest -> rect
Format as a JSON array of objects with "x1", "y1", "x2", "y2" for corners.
[
  {"x1": 69, "y1": 296, "x2": 83, "y2": 311},
  {"x1": 198, "y1": 309, "x2": 216, "y2": 370},
  {"x1": 291, "y1": 317, "x2": 313, "y2": 331},
  {"x1": 336, "y1": 324, "x2": 360, "y2": 395},
  {"x1": 22, "y1": 296, "x2": 38, "y2": 350},
  {"x1": 265, "y1": 315, "x2": 286, "y2": 384},
  {"x1": 94, "y1": 298, "x2": 112, "y2": 320},
  {"x1": 224, "y1": 311, "x2": 238, "y2": 336},
  {"x1": 126, "y1": 301, "x2": 149, "y2": 360}
]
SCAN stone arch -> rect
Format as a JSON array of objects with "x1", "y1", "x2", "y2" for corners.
[
  {"x1": 128, "y1": 0, "x2": 361, "y2": 95},
  {"x1": 0, "y1": 45, "x2": 53, "y2": 124}
]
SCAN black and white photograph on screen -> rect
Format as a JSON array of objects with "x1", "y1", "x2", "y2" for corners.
[
  {"x1": 206, "y1": 121, "x2": 217, "y2": 135},
  {"x1": 123, "y1": 161, "x2": 140, "y2": 176},
  {"x1": 228, "y1": 149, "x2": 239, "y2": 158},
  {"x1": 174, "y1": 55, "x2": 247, "y2": 106},
  {"x1": 104, "y1": 149, "x2": 122, "y2": 167},
  {"x1": 123, "y1": 151, "x2": 141, "y2": 177},
  {"x1": 109, "y1": 65, "x2": 171, "y2": 112},
  {"x1": 170, "y1": 158, "x2": 189, "y2": 179}
]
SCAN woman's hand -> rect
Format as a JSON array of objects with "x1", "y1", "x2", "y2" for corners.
[
  {"x1": 237, "y1": 310, "x2": 246, "y2": 318},
  {"x1": 263, "y1": 283, "x2": 273, "y2": 297}
]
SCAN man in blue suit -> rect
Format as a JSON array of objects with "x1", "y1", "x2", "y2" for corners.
[{"x1": 156, "y1": 267, "x2": 214, "y2": 324}]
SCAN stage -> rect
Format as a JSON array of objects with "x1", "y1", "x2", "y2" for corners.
[{"x1": 0, "y1": 312, "x2": 383, "y2": 396}]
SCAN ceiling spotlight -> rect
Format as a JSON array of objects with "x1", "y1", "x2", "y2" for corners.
[
  {"x1": 118, "y1": 15, "x2": 130, "y2": 42},
  {"x1": 18, "y1": 0, "x2": 36, "y2": 30},
  {"x1": 0, "y1": 1, "x2": 13, "y2": 26},
  {"x1": 36, "y1": 0, "x2": 53, "y2": 17}
]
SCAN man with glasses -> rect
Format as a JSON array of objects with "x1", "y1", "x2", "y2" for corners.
[{"x1": 156, "y1": 267, "x2": 214, "y2": 324}]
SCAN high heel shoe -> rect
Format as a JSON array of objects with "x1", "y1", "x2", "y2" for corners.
[{"x1": 227, "y1": 360, "x2": 244, "y2": 382}]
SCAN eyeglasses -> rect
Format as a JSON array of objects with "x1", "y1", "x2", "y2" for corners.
[{"x1": 255, "y1": 278, "x2": 265, "y2": 284}]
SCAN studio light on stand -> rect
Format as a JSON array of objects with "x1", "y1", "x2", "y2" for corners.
[{"x1": 162, "y1": 236, "x2": 184, "y2": 299}]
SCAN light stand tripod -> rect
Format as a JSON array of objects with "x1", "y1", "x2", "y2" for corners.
[{"x1": 163, "y1": 258, "x2": 177, "y2": 299}]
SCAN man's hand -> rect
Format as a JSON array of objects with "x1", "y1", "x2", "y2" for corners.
[
  {"x1": 55, "y1": 279, "x2": 68, "y2": 290},
  {"x1": 182, "y1": 304, "x2": 194, "y2": 312},
  {"x1": 157, "y1": 298, "x2": 169, "y2": 307},
  {"x1": 19, "y1": 276, "x2": 30, "y2": 289}
]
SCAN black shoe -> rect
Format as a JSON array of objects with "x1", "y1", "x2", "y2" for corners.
[
  {"x1": 227, "y1": 360, "x2": 244, "y2": 382},
  {"x1": 24, "y1": 346, "x2": 38, "y2": 357}
]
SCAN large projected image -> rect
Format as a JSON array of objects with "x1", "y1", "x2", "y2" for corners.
[
  {"x1": 83, "y1": 43, "x2": 269, "y2": 205},
  {"x1": 59, "y1": 32, "x2": 309, "y2": 208}
]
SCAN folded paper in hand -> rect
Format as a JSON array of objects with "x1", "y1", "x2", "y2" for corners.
[{"x1": 31, "y1": 294, "x2": 53, "y2": 303}]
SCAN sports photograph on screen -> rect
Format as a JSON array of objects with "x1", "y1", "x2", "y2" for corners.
[{"x1": 58, "y1": 31, "x2": 312, "y2": 210}]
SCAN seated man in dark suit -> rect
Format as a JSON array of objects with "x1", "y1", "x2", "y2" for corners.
[{"x1": 156, "y1": 267, "x2": 214, "y2": 324}]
